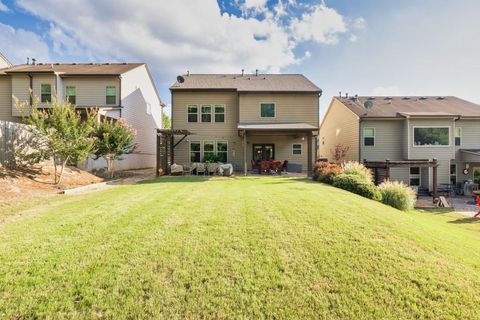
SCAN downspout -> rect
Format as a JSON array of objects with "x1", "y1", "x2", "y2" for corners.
[
  {"x1": 118, "y1": 75, "x2": 122, "y2": 117},
  {"x1": 358, "y1": 118, "x2": 362, "y2": 162},
  {"x1": 316, "y1": 90, "x2": 322, "y2": 162},
  {"x1": 28, "y1": 73, "x2": 33, "y2": 106}
]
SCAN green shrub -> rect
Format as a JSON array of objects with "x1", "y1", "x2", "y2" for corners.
[
  {"x1": 333, "y1": 174, "x2": 382, "y2": 201},
  {"x1": 378, "y1": 180, "x2": 416, "y2": 211},
  {"x1": 312, "y1": 162, "x2": 343, "y2": 184},
  {"x1": 342, "y1": 161, "x2": 373, "y2": 183}
]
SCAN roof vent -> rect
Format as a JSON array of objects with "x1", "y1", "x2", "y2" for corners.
[
  {"x1": 122, "y1": 62, "x2": 127, "y2": 65},
  {"x1": 402, "y1": 97, "x2": 410, "y2": 100},
  {"x1": 88, "y1": 62, "x2": 93, "y2": 65},
  {"x1": 437, "y1": 96, "x2": 445, "y2": 100},
  {"x1": 241, "y1": 69, "x2": 244, "y2": 76},
  {"x1": 38, "y1": 63, "x2": 43, "y2": 65},
  {"x1": 71, "y1": 63, "x2": 77, "y2": 65},
  {"x1": 367, "y1": 97, "x2": 375, "y2": 100},
  {"x1": 55, "y1": 63, "x2": 60, "y2": 65},
  {"x1": 419, "y1": 96, "x2": 427, "y2": 100},
  {"x1": 104, "y1": 63, "x2": 110, "y2": 65},
  {"x1": 385, "y1": 97, "x2": 392, "y2": 100},
  {"x1": 364, "y1": 100, "x2": 374, "y2": 109}
]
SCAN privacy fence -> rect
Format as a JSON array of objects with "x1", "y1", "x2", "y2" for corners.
[{"x1": 0, "y1": 120, "x2": 31, "y2": 167}]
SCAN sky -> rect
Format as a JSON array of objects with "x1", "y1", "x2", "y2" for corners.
[{"x1": 1, "y1": 0, "x2": 479, "y2": 117}]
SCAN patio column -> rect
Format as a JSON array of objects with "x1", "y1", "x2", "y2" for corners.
[
  {"x1": 307, "y1": 131, "x2": 313, "y2": 177},
  {"x1": 156, "y1": 130, "x2": 160, "y2": 177},
  {"x1": 243, "y1": 130, "x2": 247, "y2": 176},
  {"x1": 432, "y1": 158, "x2": 438, "y2": 201}
]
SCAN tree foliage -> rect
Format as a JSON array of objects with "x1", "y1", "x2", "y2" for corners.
[
  {"x1": 162, "y1": 111, "x2": 171, "y2": 129},
  {"x1": 92, "y1": 117, "x2": 136, "y2": 178}
]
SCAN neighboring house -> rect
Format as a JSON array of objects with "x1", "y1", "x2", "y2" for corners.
[
  {"x1": 320, "y1": 96, "x2": 480, "y2": 190},
  {"x1": 0, "y1": 52, "x2": 12, "y2": 69},
  {"x1": 170, "y1": 73, "x2": 321, "y2": 175},
  {"x1": 0, "y1": 60, "x2": 164, "y2": 170}
]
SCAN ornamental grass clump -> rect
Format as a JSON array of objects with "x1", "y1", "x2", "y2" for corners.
[
  {"x1": 342, "y1": 161, "x2": 373, "y2": 183},
  {"x1": 378, "y1": 180, "x2": 416, "y2": 211},
  {"x1": 333, "y1": 173, "x2": 382, "y2": 201},
  {"x1": 312, "y1": 162, "x2": 343, "y2": 184}
]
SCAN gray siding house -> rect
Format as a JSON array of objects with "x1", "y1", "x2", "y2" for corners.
[{"x1": 320, "y1": 96, "x2": 480, "y2": 191}]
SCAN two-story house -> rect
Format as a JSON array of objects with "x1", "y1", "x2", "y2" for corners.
[
  {"x1": 170, "y1": 73, "x2": 321, "y2": 175},
  {"x1": 320, "y1": 96, "x2": 480, "y2": 191},
  {"x1": 0, "y1": 59, "x2": 164, "y2": 170}
]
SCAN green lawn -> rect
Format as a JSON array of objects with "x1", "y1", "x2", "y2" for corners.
[{"x1": 0, "y1": 177, "x2": 479, "y2": 319}]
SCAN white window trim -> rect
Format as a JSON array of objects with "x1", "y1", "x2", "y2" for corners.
[
  {"x1": 409, "y1": 167, "x2": 421, "y2": 186},
  {"x1": 259, "y1": 103, "x2": 276, "y2": 118},
  {"x1": 214, "y1": 104, "x2": 226, "y2": 123},
  {"x1": 187, "y1": 104, "x2": 199, "y2": 123},
  {"x1": 363, "y1": 127, "x2": 375, "y2": 147},
  {"x1": 412, "y1": 126, "x2": 451, "y2": 147},
  {"x1": 189, "y1": 140, "x2": 229, "y2": 163},
  {"x1": 201, "y1": 104, "x2": 212, "y2": 123},
  {"x1": 455, "y1": 127, "x2": 462, "y2": 147},
  {"x1": 292, "y1": 143, "x2": 302, "y2": 155}
]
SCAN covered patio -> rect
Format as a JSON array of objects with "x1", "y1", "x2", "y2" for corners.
[{"x1": 238, "y1": 122, "x2": 318, "y2": 177}]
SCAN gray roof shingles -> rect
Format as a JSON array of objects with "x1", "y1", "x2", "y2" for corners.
[
  {"x1": 2, "y1": 63, "x2": 144, "y2": 76},
  {"x1": 170, "y1": 74, "x2": 321, "y2": 93},
  {"x1": 339, "y1": 96, "x2": 480, "y2": 118}
]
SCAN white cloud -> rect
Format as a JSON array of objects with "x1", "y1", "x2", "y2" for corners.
[
  {"x1": 290, "y1": 5, "x2": 347, "y2": 44},
  {"x1": 372, "y1": 86, "x2": 401, "y2": 96},
  {"x1": 0, "y1": 23, "x2": 50, "y2": 64},
  {"x1": 0, "y1": 1, "x2": 8, "y2": 12},
  {"x1": 15, "y1": 0, "x2": 360, "y2": 82},
  {"x1": 351, "y1": 17, "x2": 366, "y2": 30},
  {"x1": 242, "y1": 0, "x2": 268, "y2": 13}
]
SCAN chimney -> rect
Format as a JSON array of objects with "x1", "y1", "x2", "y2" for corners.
[
  {"x1": 339, "y1": 91, "x2": 341, "y2": 97},
  {"x1": 187, "y1": 70, "x2": 190, "y2": 76},
  {"x1": 26, "y1": 57, "x2": 30, "y2": 65},
  {"x1": 255, "y1": 69, "x2": 258, "y2": 76},
  {"x1": 241, "y1": 69, "x2": 244, "y2": 76},
  {"x1": 32, "y1": 58, "x2": 36, "y2": 65},
  {"x1": 345, "y1": 92, "x2": 348, "y2": 98}
]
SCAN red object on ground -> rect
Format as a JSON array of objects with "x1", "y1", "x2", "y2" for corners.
[{"x1": 475, "y1": 196, "x2": 480, "y2": 218}]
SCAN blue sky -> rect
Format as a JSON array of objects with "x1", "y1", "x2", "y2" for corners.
[{"x1": 1, "y1": 0, "x2": 479, "y2": 117}]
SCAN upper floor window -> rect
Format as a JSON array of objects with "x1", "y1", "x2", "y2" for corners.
[
  {"x1": 260, "y1": 103, "x2": 275, "y2": 118},
  {"x1": 41, "y1": 84, "x2": 52, "y2": 103},
  {"x1": 364, "y1": 127, "x2": 375, "y2": 146},
  {"x1": 292, "y1": 143, "x2": 302, "y2": 155},
  {"x1": 455, "y1": 127, "x2": 462, "y2": 146},
  {"x1": 214, "y1": 105, "x2": 225, "y2": 122},
  {"x1": 187, "y1": 105, "x2": 198, "y2": 122},
  {"x1": 66, "y1": 86, "x2": 76, "y2": 104},
  {"x1": 414, "y1": 127, "x2": 449, "y2": 146},
  {"x1": 201, "y1": 105, "x2": 212, "y2": 122},
  {"x1": 106, "y1": 86, "x2": 116, "y2": 105}
]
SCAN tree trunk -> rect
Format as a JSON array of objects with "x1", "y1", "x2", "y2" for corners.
[
  {"x1": 53, "y1": 154, "x2": 59, "y2": 184},
  {"x1": 107, "y1": 157, "x2": 114, "y2": 179},
  {"x1": 57, "y1": 156, "x2": 69, "y2": 185}
]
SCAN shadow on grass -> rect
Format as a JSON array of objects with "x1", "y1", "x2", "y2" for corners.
[
  {"x1": 448, "y1": 217, "x2": 480, "y2": 224},
  {"x1": 136, "y1": 175, "x2": 237, "y2": 184}
]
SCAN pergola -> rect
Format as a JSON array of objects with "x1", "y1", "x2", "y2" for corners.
[
  {"x1": 363, "y1": 158, "x2": 439, "y2": 200},
  {"x1": 156, "y1": 129, "x2": 191, "y2": 176}
]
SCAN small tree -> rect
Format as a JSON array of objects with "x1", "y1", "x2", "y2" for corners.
[
  {"x1": 18, "y1": 97, "x2": 97, "y2": 184},
  {"x1": 162, "y1": 111, "x2": 171, "y2": 129},
  {"x1": 93, "y1": 117, "x2": 136, "y2": 179},
  {"x1": 330, "y1": 144, "x2": 350, "y2": 164}
]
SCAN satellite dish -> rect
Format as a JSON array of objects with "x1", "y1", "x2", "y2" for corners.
[
  {"x1": 364, "y1": 100, "x2": 374, "y2": 109},
  {"x1": 177, "y1": 75, "x2": 185, "y2": 83}
]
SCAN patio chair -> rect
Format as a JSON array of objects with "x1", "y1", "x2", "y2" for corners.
[
  {"x1": 183, "y1": 164, "x2": 194, "y2": 176},
  {"x1": 251, "y1": 160, "x2": 259, "y2": 173},
  {"x1": 280, "y1": 160, "x2": 288, "y2": 173},
  {"x1": 270, "y1": 161, "x2": 282, "y2": 175},
  {"x1": 196, "y1": 163, "x2": 206, "y2": 176},
  {"x1": 260, "y1": 160, "x2": 270, "y2": 174},
  {"x1": 207, "y1": 163, "x2": 217, "y2": 175}
]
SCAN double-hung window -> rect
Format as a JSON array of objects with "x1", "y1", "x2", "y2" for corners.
[
  {"x1": 201, "y1": 105, "x2": 212, "y2": 122},
  {"x1": 214, "y1": 105, "x2": 225, "y2": 122},
  {"x1": 106, "y1": 86, "x2": 116, "y2": 105},
  {"x1": 455, "y1": 127, "x2": 462, "y2": 146},
  {"x1": 187, "y1": 105, "x2": 198, "y2": 122},
  {"x1": 66, "y1": 86, "x2": 76, "y2": 104},
  {"x1": 364, "y1": 128, "x2": 375, "y2": 146},
  {"x1": 203, "y1": 141, "x2": 215, "y2": 161},
  {"x1": 41, "y1": 84, "x2": 52, "y2": 103},
  {"x1": 216, "y1": 141, "x2": 228, "y2": 162},
  {"x1": 292, "y1": 143, "x2": 302, "y2": 155},
  {"x1": 409, "y1": 167, "x2": 420, "y2": 186},
  {"x1": 190, "y1": 141, "x2": 201, "y2": 162},
  {"x1": 260, "y1": 103, "x2": 275, "y2": 118}
]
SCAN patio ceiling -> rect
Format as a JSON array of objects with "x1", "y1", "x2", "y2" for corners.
[
  {"x1": 237, "y1": 122, "x2": 318, "y2": 131},
  {"x1": 460, "y1": 149, "x2": 480, "y2": 163}
]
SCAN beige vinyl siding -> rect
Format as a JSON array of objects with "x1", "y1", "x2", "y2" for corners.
[
  {"x1": 0, "y1": 76, "x2": 15, "y2": 121},
  {"x1": 319, "y1": 98, "x2": 359, "y2": 161},
  {"x1": 239, "y1": 92, "x2": 319, "y2": 127},
  {"x1": 62, "y1": 77, "x2": 120, "y2": 107},
  {"x1": 360, "y1": 120, "x2": 404, "y2": 161},
  {"x1": 172, "y1": 91, "x2": 242, "y2": 169},
  {"x1": 11, "y1": 75, "x2": 30, "y2": 116},
  {"x1": 454, "y1": 119, "x2": 480, "y2": 182}
]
